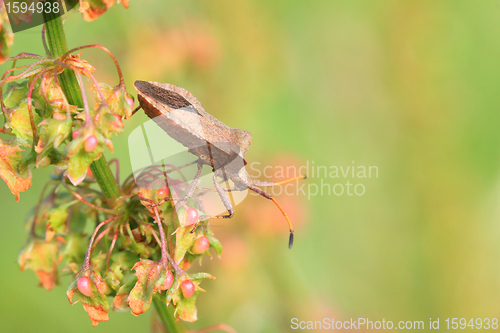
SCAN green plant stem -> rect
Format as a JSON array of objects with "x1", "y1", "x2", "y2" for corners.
[
  {"x1": 43, "y1": 6, "x2": 185, "y2": 331},
  {"x1": 153, "y1": 297, "x2": 187, "y2": 333},
  {"x1": 43, "y1": 6, "x2": 121, "y2": 201}
]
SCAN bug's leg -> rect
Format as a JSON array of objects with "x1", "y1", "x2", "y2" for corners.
[
  {"x1": 196, "y1": 186, "x2": 239, "y2": 194},
  {"x1": 248, "y1": 185, "x2": 295, "y2": 249},
  {"x1": 191, "y1": 182, "x2": 238, "y2": 233},
  {"x1": 253, "y1": 174, "x2": 306, "y2": 187},
  {"x1": 211, "y1": 174, "x2": 235, "y2": 219},
  {"x1": 196, "y1": 174, "x2": 235, "y2": 232},
  {"x1": 176, "y1": 161, "x2": 204, "y2": 233},
  {"x1": 195, "y1": 170, "x2": 240, "y2": 194},
  {"x1": 176, "y1": 160, "x2": 203, "y2": 205},
  {"x1": 192, "y1": 192, "x2": 206, "y2": 213},
  {"x1": 189, "y1": 190, "x2": 207, "y2": 233},
  {"x1": 163, "y1": 159, "x2": 198, "y2": 177}
]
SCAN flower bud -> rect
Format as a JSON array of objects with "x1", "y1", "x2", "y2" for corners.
[
  {"x1": 84, "y1": 135, "x2": 98, "y2": 152},
  {"x1": 77, "y1": 276, "x2": 93, "y2": 296},
  {"x1": 160, "y1": 270, "x2": 174, "y2": 291},
  {"x1": 192, "y1": 236, "x2": 210, "y2": 254},
  {"x1": 181, "y1": 280, "x2": 195, "y2": 298}
]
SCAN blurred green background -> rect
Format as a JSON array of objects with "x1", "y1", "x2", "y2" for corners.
[{"x1": 2, "y1": 0, "x2": 500, "y2": 332}]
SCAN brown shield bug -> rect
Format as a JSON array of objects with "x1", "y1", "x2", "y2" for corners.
[{"x1": 133, "y1": 80, "x2": 306, "y2": 248}]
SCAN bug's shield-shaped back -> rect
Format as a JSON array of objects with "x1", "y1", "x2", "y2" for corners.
[{"x1": 128, "y1": 112, "x2": 249, "y2": 220}]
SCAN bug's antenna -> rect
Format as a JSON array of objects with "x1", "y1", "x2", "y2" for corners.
[
  {"x1": 253, "y1": 174, "x2": 307, "y2": 188},
  {"x1": 250, "y1": 174, "x2": 307, "y2": 248},
  {"x1": 248, "y1": 186, "x2": 295, "y2": 248},
  {"x1": 270, "y1": 197, "x2": 295, "y2": 248}
]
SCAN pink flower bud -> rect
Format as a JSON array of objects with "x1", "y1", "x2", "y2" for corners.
[
  {"x1": 125, "y1": 96, "x2": 134, "y2": 110},
  {"x1": 192, "y1": 236, "x2": 210, "y2": 254},
  {"x1": 161, "y1": 271, "x2": 174, "y2": 291},
  {"x1": 84, "y1": 135, "x2": 98, "y2": 152},
  {"x1": 185, "y1": 207, "x2": 198, "y2": 226},
  {"x1": 180, "y1": 280, "x2": 195, "y2": 298},
  {"x1": 77, "y1": 276, "x2": 93, "y2": 297}
]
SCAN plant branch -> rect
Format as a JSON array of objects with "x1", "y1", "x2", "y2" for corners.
[
  {"x1": 43, "y1": 6, "x2": 121, "y2": 201},
  {"x1": 43, "y1": 5, "x2": 186, "y2": 332},
  {"x1": 153, "y1": 296, "x2": 187, "y2": 333}
]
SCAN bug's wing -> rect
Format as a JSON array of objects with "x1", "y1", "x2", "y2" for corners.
[
  {"x1": 135, "y1": 81, "x2": 252, "y2": 166},
  {"x1": 173, "y1": 112, "x2": 252, "y2": 173}
]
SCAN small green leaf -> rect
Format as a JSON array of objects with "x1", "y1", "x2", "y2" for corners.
[
  {"x1": 206, "y1": 232, "x2": 222, "y2": 257},
  {"x1": 4, "y1": 99, "x2": 42, "y2": 144},
  {"x1": 0, "y1": 138, "x2": 32, "y2": 201},
  {"x1": 67, "y1": 133, "x2": 103, "y2": 185},
  {"x1": 104, "y1": 261, "x2": 125, "y2": 291},
  {"x1": 92, "y1": 83, "x2": 133, "y2": 119},
  {"x1": 175, "y1": 291, "x2": 199, "y2": 322},
  {"x1": 61, "y1": 233, "x2": 87, "y2": 265},
  {"x1": 0, "y1": 8, "x2": 14, "y2": 63},
  {"x1": 46, "y1": 200, "x2": 77, "y2": 235},
  {"x1": 3, "y1": 82, "x2": 28, "y2": 108},
  {"x1": 127, "y1": 259, "x2": 167, "y2": 316},
  {"x1": 112, "y1": 277, "x2": 137, "y2": 312},
  {"x1": 18, "y1": 238, "x2": 60, "y2": 290},
  {"x1": 169, "y1": 273, "x2": 214, "y2": 322},
  {"x1": 110, "y1": 251, "x2": 140, "y2": 271},
  {"x1": 91, "y1": 105, "x2": 124, "y2": 139},
  {"x1": 35, "y1": 114, "x2": 72, "y2": 166},
  {"x1": 174, "y1": 225, "x2": 196, "y2": 264}
]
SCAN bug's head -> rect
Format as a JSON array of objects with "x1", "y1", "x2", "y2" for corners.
[{"x1": 234, "y1": 129, "x2": 252, "y2": 156}]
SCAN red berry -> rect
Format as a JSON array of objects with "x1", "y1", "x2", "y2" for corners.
[
  {"x1": 192, "y1": 236, "x2": 210, "y2": 254},
  {"x1": 77, "y1": 276, "x2": 93, "y2": 297},
  {"x1": 157, "y1": 186, "x2": 170, "y2": 198},
  {"x1": 84, "y1": 135, "x2": 98, "y2": 152},
  {"x1": 180, "y1": 280, "x2": 195, "y2": 298},
  {"x1": 161, "y1": 271, "x2": 174, "y2": 291},
  {"x1": 185, "y1": 207, "x2": 198, "y2": 226},
  {"x1": 72, "y1": 130, "x2": 79, "y2": 140},
  {"x1": 125, "y1": 96, "x2": 135, "y2": 110}
]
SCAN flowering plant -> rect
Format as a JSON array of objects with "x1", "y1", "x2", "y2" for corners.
[{"x1": 0, "y1": 2, "x2": 230, "y2": 331}]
